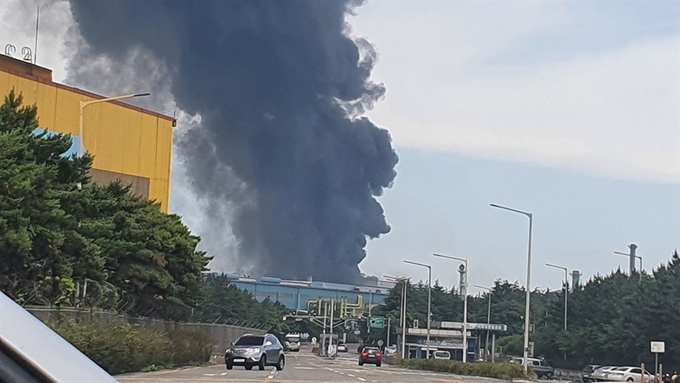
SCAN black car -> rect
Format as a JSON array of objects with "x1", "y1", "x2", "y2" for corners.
[
  {"x1": 582, "y1": 364, "x2": 601, "y2": 382},
  {"x1": 225, "y1": 334, "x2": 285, "y2": 371},
  {"x1": 358, "y1": 346, "x2": 383, "y2": 367}
]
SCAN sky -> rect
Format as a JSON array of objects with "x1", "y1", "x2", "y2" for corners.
[{"x1": 0, "y1": 0, "x2": 678, "y2": 294}]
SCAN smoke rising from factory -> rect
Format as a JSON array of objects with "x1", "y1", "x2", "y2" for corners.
[{"x1": 66, "y1": 0, "x2": 398, "y2": 283}]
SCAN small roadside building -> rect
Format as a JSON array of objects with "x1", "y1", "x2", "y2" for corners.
[{"x1": 396, "y1": 321, "x2": 508, "y2": 362}]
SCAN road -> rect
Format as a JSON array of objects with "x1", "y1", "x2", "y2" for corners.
[{"x1": 116, "y1": 351, "x2": 505, "y2": 383}]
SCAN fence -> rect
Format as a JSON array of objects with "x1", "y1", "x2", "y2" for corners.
[{"x1": 25, "y1": 305, "x2": 265, "y2": 356}]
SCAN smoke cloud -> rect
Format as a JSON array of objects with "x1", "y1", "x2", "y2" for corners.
[{"x1": 67, "y1": 0, "x2": 398, "y2": 283}]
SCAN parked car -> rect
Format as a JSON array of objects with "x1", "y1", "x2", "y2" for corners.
[
  {"x1": 358, "y1": 346, "x2": 383, "y2": 367},
  {"x1": 591, "y1": 366, "x2": 619, "y2": 381},
  {"x1": 431, "y1": 350, "x2": 451, "y2": 360},
  {"x1": 225, "y1": 334, "x2": 286, "y2": 371},
  {"x1": 582, "y1": 364, "x2": 602, "y2": 383},
  {"x1": 605, "y1": 366, "x2": 653, "y2": 383},
  {"x1": 510, "y1": 357, "x2": 554, "y2": 379},
  {"x1": 337, "y1": 341, "x2": 348, "y2": 353}
]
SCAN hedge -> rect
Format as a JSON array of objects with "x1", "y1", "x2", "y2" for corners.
[
  {"x1": 49, "y1": 320, "x2": 211, "y2": 375},
  {"x1": 400, "y1": 359, "x2": 528, "y2": 380}
]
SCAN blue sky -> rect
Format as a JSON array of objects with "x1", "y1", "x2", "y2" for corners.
[
  {"x1": 361, "y1": 148, "x2": 679, "y2": 292},
  {"x1": 348, "y1": 0, "x2": 680, "y2": 292},
  {"x1": 2, "y1": 0, "x2": 678, "y2": 293}
]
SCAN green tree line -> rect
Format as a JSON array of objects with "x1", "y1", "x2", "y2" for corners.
[
  {"x1": 0, "y1": 91, "x2": 293, "y2": 329},
  {"x1": 374, "y1": 251, "x2": 679, "y2": 370}
]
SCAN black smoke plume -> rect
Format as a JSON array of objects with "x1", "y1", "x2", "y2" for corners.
[{"x1": 67, "y1": 0, "x2": 398, "y2": 283}]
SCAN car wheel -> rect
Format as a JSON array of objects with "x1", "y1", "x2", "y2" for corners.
[
  {"x1": 245, "y1": 364, "x2": 253, "y2": 370},
  {"x1": 276, "y1": 356, "x2": 285, "y2": 371},
  {"x1": 377, "y1": 362, "x2": 382, "y2": 367},
  {"x1": 359, "y1": 361, "x2": 364, "y2": 366},
  {"x1": 627, "y1": 379, "x2": 634, "y2": 383},
  {"x1": 226, "y1": 362, "x2": 233, "y2": 370},
  {"x1": 259, "y1": 355, "x2": 267, "y2": 370}
]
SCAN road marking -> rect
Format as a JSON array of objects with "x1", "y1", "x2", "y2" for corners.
[
  {"x1": 348, "y1": 373, "x2": 355, "y2": 377},
  {"x1": 221, "y1": 372, "x2": 227, "y2": 376},
  {"x1": 267, "y1": 367, "x2": 277, "y2": 379},
  {"x1": 358, "y1": 378, "x2": 366, "y2": 382},
  {"x1": 295, "y1": 366, "x2": 315, "y2": 370},
  {"x1": 203, "y1": 373, "x2": 216, "y2": 376}
]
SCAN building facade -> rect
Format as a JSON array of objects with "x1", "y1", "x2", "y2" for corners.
[
  {"x1": 223, "y1": 274, "x2": 393, "y2": 314},
  {"x1": 0, "y1": 54, "x2": 174, "y2": 212},
  {"x1": 397, "y1": 321, "x2": 508, "y2": 362}
]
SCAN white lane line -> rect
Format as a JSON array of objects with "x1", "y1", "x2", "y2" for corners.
[
  {"x1": 220, "y1": 372, "x2": 227, "y2": 375},
  {"x1": 267, "y1": 367, "x2": 276, "y2": 379},
  {"x1": 357, "y1": 378, "x2": 366, "y2": 382},
  {"x1": 348, "y1": 373, "x2": 355, "y2": 377}
]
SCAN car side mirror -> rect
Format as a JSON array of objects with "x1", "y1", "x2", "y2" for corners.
[{"x1": 265, "y1": 341, "x2": 273, "y2": 346}]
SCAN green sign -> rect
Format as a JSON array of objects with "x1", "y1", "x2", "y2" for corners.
[{"x1": 369, "y1": 317, "x2": 386, "y2": 329}]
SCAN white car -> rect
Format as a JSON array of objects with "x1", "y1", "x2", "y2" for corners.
[
  {"x1": 605, "y1": 366, "x2": 653, "y2": 383},
  {"x1": 284, "y1": 334, "x2": 300, "y2": 352},
  {"x1": 592, "y1": 366, "x2": 619, "y2": 381},
  {"x1": 337, "y1": 343, "x2": 348, "y2": 352},
  {"x1": 432, "y1": 350, "x2": 451, "y2": 360}
]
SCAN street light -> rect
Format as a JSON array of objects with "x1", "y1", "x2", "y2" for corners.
[
  {"x1": 385, "y1": 275, "x2": 410, "y2": 359},
  {"x1": 403, "y1": 260, "x2": 432, "y2": 359},
  {"x1": 490, "y1": 203, "x2": 533, "y2": 374},
  {"x1": 545, "y1": 263, "x2": 568, "y2": 331},
  {"x1": 78, "y1": 93, "x2": 151, "y2": 157},
  {"x1": 474, "y1": 284, "x2": 493, "y2": 362},
  {"x1": 433, "y1": 253, "x2": 469, "y2": 363}
]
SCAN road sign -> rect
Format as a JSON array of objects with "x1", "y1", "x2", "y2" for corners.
[
  {"x1": 369, "y1": 317, "x2": 386, "y2": 329},
  {"x1": 651, "y1": 341, "x2": 665, "y2": 353},
  {"x1": 377, "y1": 340, "x2": 384, "y2": 347}
]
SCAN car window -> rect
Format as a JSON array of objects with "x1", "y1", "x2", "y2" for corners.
[
  {"x1": 235, "y1": 336, "x2": 265, "y2": 346},
  {"x1": 631, "y1": 368, "x2": 642, "y2": 374}
]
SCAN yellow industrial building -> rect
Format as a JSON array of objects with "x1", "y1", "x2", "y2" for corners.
[{"x1": 0, "y1": 54, "x2": 174, "y2": 212}]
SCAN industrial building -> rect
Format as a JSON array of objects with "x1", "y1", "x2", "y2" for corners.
[
  {"x1": 223, "y1": 274, "x2": 394, "y2": 314},
  {"x1": 0, "y1": 54, "x2": 175, "y2": 212}
]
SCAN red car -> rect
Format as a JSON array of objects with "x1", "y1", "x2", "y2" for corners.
[{"x1": 358, "y1": 347, "x2": 382, "y2": 367}]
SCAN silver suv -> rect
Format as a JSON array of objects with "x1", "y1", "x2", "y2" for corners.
[{"x1": 225, "y1": 334, "x2": 285, "y2": 371}]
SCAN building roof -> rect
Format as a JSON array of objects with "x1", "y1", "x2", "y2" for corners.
[
  {"x1": 219, "y1": 273, "x2": 395, "y2": 295},
  {"x1": 0, "y1": 54, "x2": 175, "y2": 123}
]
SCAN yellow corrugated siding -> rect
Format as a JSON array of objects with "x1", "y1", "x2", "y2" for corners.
[{"x1": 0, "y1": 70, "x2": 173, "y2": 213}]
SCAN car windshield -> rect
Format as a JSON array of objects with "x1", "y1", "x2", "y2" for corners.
[
  {"x1": 235, "y1": 336, "x2": 264, "y2": 346},
  {"x1": 435, "y1": 352, "x2": 449, "y2": 357},
  {"x1": 287, "y1": 337, "x2": 300, "y2": 342},
  {"x1": 365, "y1": 348, "x2": 380, "y2": 353}
]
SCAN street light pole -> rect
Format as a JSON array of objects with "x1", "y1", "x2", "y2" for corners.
[
  {"x1": 491, "y1": 203, "x2": 533, "y2": 374},
  {"x1": 545, "y1": 263, "x2": 568, "y2": 331},
  {"x1": 403, "y1": 260, "x2": 432, "y2": 359},
  {"x1": 475, "y1": 284, "x2": 493, "y2": 362},
  {"x1": 433, "y1": 253, "x2": 469, "y2": 363},
  {"x1": 78, "y1": 93, "x2": 151, "y2": 157},
  {"x1": 385, "y1": 275, "x2": 410, "y2": 359}
]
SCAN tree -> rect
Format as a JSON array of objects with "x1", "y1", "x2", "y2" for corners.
[{"x1": 0, "y1": 90, "x2": 210, "y2": 320}]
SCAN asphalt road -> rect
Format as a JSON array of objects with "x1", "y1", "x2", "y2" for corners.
[{"x1": 116, "y1": 351, "x2": 506, "y2": 383}]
